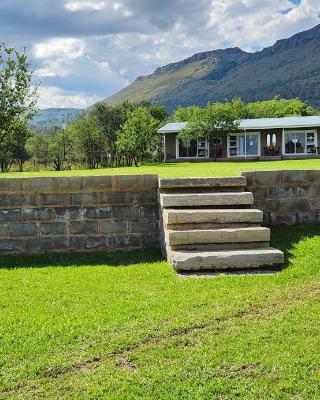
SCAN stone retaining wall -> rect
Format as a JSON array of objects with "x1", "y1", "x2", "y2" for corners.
[
  {"x1": 0, "y1": 175, "x2": 159, "y2": 254},
  {"x1": 242, "y1": 170, "x2": 320, "y2": 225}
]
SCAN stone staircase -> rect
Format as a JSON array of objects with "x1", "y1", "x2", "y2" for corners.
[{"x1": 159, "y1": 177, "x2": 284, "y2": 274}]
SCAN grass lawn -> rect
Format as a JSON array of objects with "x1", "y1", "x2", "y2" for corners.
[
  {"x1": 0, "y1": 226, "x2": 320, "y2": 399},
  {"x1": 2, "y1": 159, "x2": 320, "y2": 178}
]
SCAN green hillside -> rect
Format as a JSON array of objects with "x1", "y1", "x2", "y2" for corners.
[
  {"x1": 31, "y1": 108, "x2": 85, "y2": 131},
  {"x1": 105, "y1": 24, "x2": 320, "y2": 111}
]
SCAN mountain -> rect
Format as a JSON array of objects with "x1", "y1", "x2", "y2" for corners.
[
  {"x1": 104, "y1": 24, "x2": 320, "y2": 111},
  {"x1": 30, "y1": 108, "x2": 85, "y2": 131}
]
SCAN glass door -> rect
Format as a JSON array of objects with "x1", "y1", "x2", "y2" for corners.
[
  {"x1": 284, "y1": 132, "x2": 308, "y2": 154},
  {"x1": 228, "y1": 134, "x2": 259, "y2": 157},
  {"x1": 197, "y1": 139, "x2": 208, "y2": 157}
]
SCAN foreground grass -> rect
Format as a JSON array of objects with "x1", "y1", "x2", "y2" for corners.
[
  {"x1": 1, "y1": 226, "x2": 320, "y2": 399},
  {"x1": 2, "y1": 159, "x2": 320, "y2": 178}
]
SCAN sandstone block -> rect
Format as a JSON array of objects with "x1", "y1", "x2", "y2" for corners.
[
  {"x1": 270, "y1": 212, "x2": 297, "y2": 226},
  {"x1": 23, "y1": 177, "x2": 53, "y2": 192},
  {"x1": 281, "y1": 170, "x2": 309, "y2": 184},
  {"x1": 54, "y1": 236, "x2": 84, "y2": 249},
  {"x1": 6, "y1": 194, "x2": 39, "y2": 207},
  {"x1": 0, "y1": 209, "x2": 21, "y2": 222},
  {"x1": 159, "y1": 176, "x2": 246, "y2": 189},
  {"x1": 84, "y1": 207, "x2": 112, "y2": 220},
  {"x1": 23, "y1": 208, "x2": 54, "y2": 221},
  {"x1": 163, "y1": 209, "x2": 263, "y2": 225},
  {"x1": 270, "y1": 185, "x2": 295, "y2": 198},
  {"x1": 141, "y1": 233, "x2": 160, "y2": 248},
  {"x1": 297, "y1": 212, "x2": 320, "y2": 224},
  {"x1": 114, "y1": 175, "x2": 142, "y2": 190},
  {"x1": 126, "y1": 191, "x2": 156, "y2": 204},
  {"x1": 99, "y1": 192, "x2": 125, "y2": 205},
  {"x1": 54, "y1": 207, "x2": 81, "y2": 221},
  {"x1": 168, "y1": 227, "x2": 270, "y2": 246},
  {"x1": 161, "y1": 192, "x2": 253, "y2": 208},
  {"x1": 10, "y1": 223, "x2": 38, "y2": 237},
  {"x1": 142, "y1": 175, "x2": 158, "y2": 189},
  {"x1": 40, "y1": 222, "x2": 67, "y2": 235},
  {"x1": 25, "y1": 237, "x2": 55, "y2": 252},
  {"x1": 0, "y1": 179, "x2": 22, "y2": 192},
  {"x1": 115, "y1": 234, "x2": 141, "y2": 248},
  {"x1": 0, "y1": 239, "x2": 23, "y2": 252},
  {"x1": 128, "y1": 220, "x2": 155, "y2": 233},
  {"x1": 282, "y1": 199, "x2": 310, "y2": 212},
  {"x1": 84, "y1": 236, "x2": 115, "y2": 250},
  {"x1": 309, "y1": 199, "x2": 320, "y2": 210},
  {"x1": 70, "y1": 221, "x2": 97, "y2": 235},
  {"x1": 41, "y1": 193, "x2": 66, "y2": 206},
  {"x1": 171, "y1": 248, "x2": 284, "y2": 271},
  {"x1": 113, "y1": 205, "x2": 141, "y2": 219},
  {"x1": 99, "y1": 220, "x2": 127, "y2": 234},
  {"x1": 253, "y1": 171, "x2": 281, "y2": 186},
  {"x1": 0, "y1": 224, "x2": 8, "y2": 237},
  {"x1": 54, "y1": 177, "x2": 83, "y2": 191},
  {"x1": 70, "y1": 192, "x2": 97, "y2": 205},
  {"x1": 83, "y1": 175, "x2": 112, "y2": 190}
]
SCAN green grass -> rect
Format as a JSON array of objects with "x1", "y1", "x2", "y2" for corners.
[
  {"x1": 2, "y1": 159, "x2": 320, "y2": 178},
  {"x1": 1, "y1": 226, "x2": 320, "y2": 399}
]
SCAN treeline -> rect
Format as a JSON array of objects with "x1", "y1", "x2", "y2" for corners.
[
  {"x1": 172, "y1": 97, "x2": 318, "y2": 122},
  {"x1": 26, "y1": 101, "x2": 168, "y2": 171},
  {"x1": 2, "y1": 96, "x2": 319, "y2": 173}
]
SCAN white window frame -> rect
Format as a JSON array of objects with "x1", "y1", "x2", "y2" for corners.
[
  {"x1": 227, "y1": 132, "x2": 261, "y2": 158},
  {"x1": 282, "y1": 129, "x2": 317, "y2": 155},
  {"x1": 176, "y1": 137, "x2": 209, "y2": 159}
]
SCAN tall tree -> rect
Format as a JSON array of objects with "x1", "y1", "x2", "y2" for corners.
[
  {"x1": 179, "y1": 101, "x2": 240, "y2": 161},
  {"x1": 116, "y1": 107, "x2": 160, "y2": 166},
  {"x1": 0, "y1": 43, "x2": 38, "y2": 171},
  {"x1": 68, "y1": 115, "x2": 106, "y2": 169}
]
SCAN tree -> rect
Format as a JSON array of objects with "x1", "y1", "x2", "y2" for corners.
[
  {"x1": 246, "y1": 97, "x2": 318, "y2": 118},
  {"x1": 26, "y1": 134, "x2": 50, "y2": 168},
  {"x1": 68, "y1": 115, "x2": 106, "y2": 169},
  {"x1": 0, "y1": 43, "x2": 38, "y2": 171},
  {"x1": 173, "y1": 105, "x2": 203, "y2": 122},
  {"x1": 116, "y1": 107, "x2": 160, "y2": 166},
  {"x1": 179, "y1": 101, "x2": 240, "y2": 161},
  {"x1": 90, "y1": 101, "x2": 133, "y2": 167},
  {"x1": 48, "y1": 129, "x2": 73, "y2": 171}
]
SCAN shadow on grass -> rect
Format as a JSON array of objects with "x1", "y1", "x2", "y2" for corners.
[
  {"x1": 1, "y1": 226, "x2": 319, "y2": 271},
  {"x1": 271, "y1": 225, "x2": 320, "y2": 267},
  {"x1": 0, "y1": 248, "x2": 164, "y2": 270}
]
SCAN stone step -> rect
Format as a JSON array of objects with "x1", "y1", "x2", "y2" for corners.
[
  {"x1": 163, "y1": 209, "x2": 263, "y2": 225},
  {"x1": 160, "y1": 192, "x2": 254, "y2": 208},
  {"x1": 167, "y1": 227, "x2": 270, "y2": 246},
  {"x1": 159, "y1": 177, "x2": 246, "y2": 189},
  {"x1": 170, "y1": 248, "x2": 284, "y2": 272},
  {"x1": 171, "y1": 241, "x2": 270, "y2": 252}
]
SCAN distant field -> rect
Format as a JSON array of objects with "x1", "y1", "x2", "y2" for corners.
[
  {"x1": 1, "y1": 226, "x2": 320, "y2": 399},
  {"x1": 2, "y1": 159, "x2": 320, "y2": 178}
]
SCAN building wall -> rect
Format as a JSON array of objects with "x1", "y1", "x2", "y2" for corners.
[
  {"x1": 165, "y1": 133, "x2": 177, "y2": 161},
  {"x1": 242, "y1": 170, "x2": 320, "y2": 225},
  {"x1": 164, "y1": 127, "x2": 320, "y2": 161},
  {"x1": 0, "y1": 175, "x2": 159, "y2": 254},
  {"x1": 259, "y1": 129, "x2": 283, "y2": 156}
]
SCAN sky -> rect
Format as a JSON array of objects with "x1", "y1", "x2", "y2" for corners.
[{"x1": 1, "y1": 0, "x2": 319, "y2": 109}]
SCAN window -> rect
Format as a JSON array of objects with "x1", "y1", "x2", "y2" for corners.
[
  {"x1": 284, "y1": 131, "x2": 316, "y2": 154},
  {"x1": 177, "y1": 138, "x2": 208, "y2": 158},
  {"x1": 228, "y1": 133, "x2": 259, "y2": 157}
]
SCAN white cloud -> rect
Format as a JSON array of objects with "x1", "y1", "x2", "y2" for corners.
[
  {"x1": 3, "y1": 0, "x2": 319, "y2": 109},
  {"x1": 33, "y1": 38, "x2": 86, "y2": 60},
  {"x1": 38, "y1": 86, "x2": 100, "y2": 108},
  {"x1": 65, "y1": 1, "x2": 107, "y2": 12}
]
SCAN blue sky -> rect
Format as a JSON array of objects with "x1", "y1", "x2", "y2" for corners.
[{"x1": 0, "y1": 0, "x2": 319, "y2": 109}]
